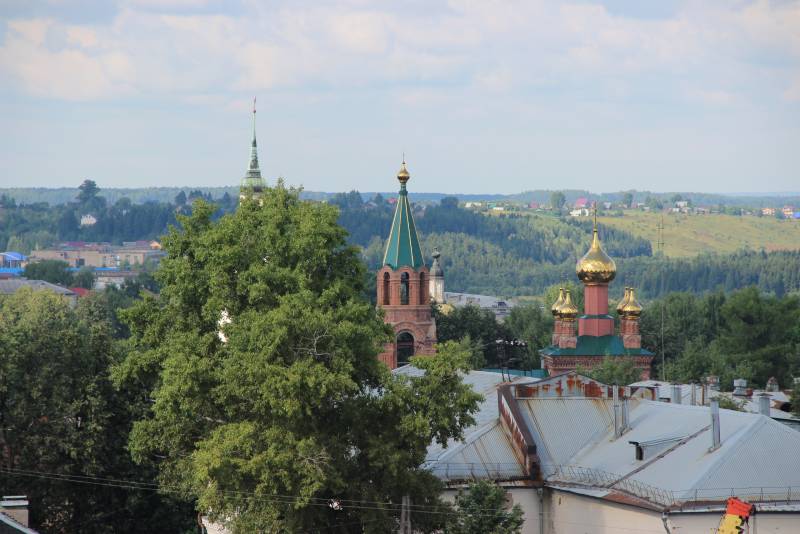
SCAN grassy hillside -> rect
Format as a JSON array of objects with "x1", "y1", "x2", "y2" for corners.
[{"x1": 597, "y1": 212, "x2": 800, "y2": 257}]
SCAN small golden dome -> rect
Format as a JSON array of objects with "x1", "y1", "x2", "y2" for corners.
[
  {"x1": 551, "y1": 287, "x2": 565, "y2": 317},
  {"x1": 397, "y1": 160, "x2": 410, "y2": 184},
  {"x1": 558, "y1": 289, "x2": 579, "y2": 320},
  {"x1": 576, "y1": 227, "x2": 616, "y2": 284},
  {"x1": 616, "y1": 287, "x2": 631, "y2": 315},
  {"x1": 621, "y1": 288, "x2": 643, "y2": 318}
]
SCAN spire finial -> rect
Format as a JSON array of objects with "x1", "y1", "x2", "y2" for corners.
[
  {"x1": 252, "y1": 96, "x2": 257, "y2": 145},
  {"x1": 397, "y1": 156, "x2": 410, "y2": 186},
  {"x1": 593, "y1": 201, "x2": 598, "y2": 233}
]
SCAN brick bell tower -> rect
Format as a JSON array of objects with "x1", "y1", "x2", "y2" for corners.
[{"x1": 376, "y1": 160, "x2": 437, "y2": 368}]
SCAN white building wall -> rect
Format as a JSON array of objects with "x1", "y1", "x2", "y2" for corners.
[
  {"x1": 443, "y1": 487, "x2": 543, "y2": 534},
  {"x1": 545, "y1": 490, "x2": 663, "y2": 534}
]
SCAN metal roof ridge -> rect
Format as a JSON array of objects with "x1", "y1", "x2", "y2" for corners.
[
  {"x1": 431, "y1": 419, "x2": 504, "y2": 465},
  {"x1": 686, "y1": 414, "x2": 769, "y2": 493}
]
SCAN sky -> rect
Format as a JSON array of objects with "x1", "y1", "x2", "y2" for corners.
[{"x1": 0, "y1": 0, "x2": 798, "y2": 194}]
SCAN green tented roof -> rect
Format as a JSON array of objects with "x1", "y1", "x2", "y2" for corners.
[
  {"x1": 539, "y1": 335, "x2": 654, "y2": 357},
  {"x1": 383, "y1": 186, "x2": 425, "y2": 269}
]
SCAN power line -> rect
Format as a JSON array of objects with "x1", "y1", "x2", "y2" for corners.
[{"x1": 0, "y1": 467, "x2": 497, "y2": 518}]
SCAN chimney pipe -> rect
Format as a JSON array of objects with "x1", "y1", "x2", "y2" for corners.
[
  {"x1": 613, "y1": 386, "x2": 622, "y2": 438},
  {"x1": 672, "y1": 385, "x2": 682, "y2": 405},
  {"x1": 758, "y1": 394, "x2": 771, "y2": 417},
  {"x1": 621, "y1": 387, "x2": 630, "y2": 432},
  {"x1": 709, "y1": 399, "x2": 721, "y2": 451}
]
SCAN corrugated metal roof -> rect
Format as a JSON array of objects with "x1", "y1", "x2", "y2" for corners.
[
  {"x1": 427, "y1": 421, "x2": 525, "y2": 481},
  {"x1": 395, "y1": 367, "x2": 538, "y2": 480},
  {"x1": 517, "y1": 397, "x2": 614, "y2": 473},
  {"x1": 548, "y1": 399, "x2": 800, "y2": 504}
]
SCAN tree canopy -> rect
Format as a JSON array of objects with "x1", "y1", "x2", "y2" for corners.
[
  {"x1": 0, "y1": 288, "x2": 194, "y2": 532},
  {"x1": 114, "y1": 184, "x2": 481, "y2": 532}
]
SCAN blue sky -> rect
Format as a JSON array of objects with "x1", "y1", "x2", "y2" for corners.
[{"x1": 0, "y1": 0, "x2": 798, "y2": 194}]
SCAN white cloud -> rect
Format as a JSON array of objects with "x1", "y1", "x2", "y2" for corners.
[{"x1": 0, "y1": 0, "x2": 797, "y2": 107}]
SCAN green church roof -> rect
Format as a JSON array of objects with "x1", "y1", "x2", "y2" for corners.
[
  {"x1": 241, "y1": 100, "x2": 266, "y2": 193},
  {"x1": 382, "y1": 162, "x2": 425, "y2": 270},
  {"x1": 540, "y1": 335, "x2": 654, "y2": 357}
]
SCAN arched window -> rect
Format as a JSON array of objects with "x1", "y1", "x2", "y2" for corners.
[
  {"x1": 396, "y1": 332, "x2": 415, "y2": 366},
  {"x1": 382, "y1": 272, "x2": 390, "y2": 305},
  {"x1": 418, "y1": 272, "x2": 426, "y2": 305},
  {"x1": 400, "y1": 272, "x2": 409, "y2": 305}
]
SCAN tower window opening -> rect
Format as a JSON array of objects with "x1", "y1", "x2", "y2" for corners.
[
  {"x1": 382, "y1": 272, "x2": 390, "y2": 305},
  {"x1": 418, "y1": 272, "x2": 426, "y2": 305},
  {"x1": 400, "y1": 272, "x2": 409, "y2": 305},
  {"x1": 396, "y1": 332, "x2": 415, "y2": 366}
]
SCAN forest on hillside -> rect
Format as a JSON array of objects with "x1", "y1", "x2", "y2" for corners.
[
  {"x1": 330, "y1": 191, "x2": 800, "y2": 299},
  {"x1": 2, "y1": 183, "x2": 799, "y2": 299}
]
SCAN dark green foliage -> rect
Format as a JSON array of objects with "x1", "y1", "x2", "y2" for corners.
[
  {"x1": 581, "y1": 358, "x2": 642, "y2": 386},
  {"x1": 0, "y1": 289, "x2": 195, "y2": 533},
  {"x1": 434, "y1": 305, "x2": 511, "y2": 367},
  {"x1": 23, "y1": 259, "x2": 73, "y2": 286},
  {"x1": 73, "y1": 267, "x2": 95, "y2": 289},
  {"x1": 504, "y1": 303, "x2": 554, "y2": 369},
  {"x1": 445, "y1": 480, "x2": 524, "y2": 534},
  {"x1": 114, "y1": 185, "x2": 481, "y2": 532},
  {"x1": 642, "y1": 288, "x2": 800, "y2": 389}
]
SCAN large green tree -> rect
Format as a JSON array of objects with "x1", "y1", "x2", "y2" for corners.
[
  {"x1": 0, "y1": 289, "x2": 193, "y2": 533},
  {"x1": 445, "y1": 480, "x2": 524, "y2": 534},
  {"x1": 114, "y1": 185, "x2": 481, "y2": 532}
]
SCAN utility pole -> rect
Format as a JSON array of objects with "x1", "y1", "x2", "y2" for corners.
[
  {"x1": 398, "y1": 495, "x2": 412, "y2": 534},
  {"x1": 658, "y1": 214, "x2": 666, "y2": 381}
]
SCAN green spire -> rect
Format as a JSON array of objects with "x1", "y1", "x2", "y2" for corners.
[
  {"x1": 382, "y1": 160, "x2": 425, "y2": 270},
  {"x1": 241, "y1": 97, "x2": 266, "y2": 193}
]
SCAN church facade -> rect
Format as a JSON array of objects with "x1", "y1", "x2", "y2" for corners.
[
  {"x1": 541, "y1": 210, "x2": 654, "y2": 379},
  {"x1": 376, "y1": 162, "x2": 437, "y2": 368}
]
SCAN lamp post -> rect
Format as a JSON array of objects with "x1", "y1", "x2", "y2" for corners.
[{"x1": 495, "y1": 339, "x2": 528, "y2": 381}]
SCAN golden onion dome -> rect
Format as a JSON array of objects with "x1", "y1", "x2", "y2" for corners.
[
  {"x1": 397, "y1": 160, "x2": 410, "y2": 184},
  {"x1": 558, "y1": 289, "x2": 579, "y2": 320},
  {"x1": 576, "y1": 226, "x2": 616, "y2": 284},
  {"x1": 616, "y1": 287, "x2": 631, "y2": 315},
  {"x1": 551, "y1": 287, "x2": 565, "y2": 317},
  {"x1": 621, "y1": 288, "x2": 643, "y2": 318}
]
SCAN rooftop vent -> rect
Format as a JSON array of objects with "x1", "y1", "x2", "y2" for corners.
[
  {"x1": 709, "y1": 399, "x2": 721, "y2": 451},
  {"x1": 758, "y1": 393, "x2": 771, "y2": 417},
  {"x1": 732, "y1": 379, "x2": 748, "y2": 397},
  {"x1": 766, "y1": 377, "x2": 779, "y2": 392},
  {"x1": 706, "y1": 375, "x2": 720, "y2": 391},
  {"x1": 671, "y1": 384, "x2": 682, "y2": 405}
]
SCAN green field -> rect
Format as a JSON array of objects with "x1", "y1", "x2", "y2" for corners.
[{"x1": 597, "y1": 212, "x2": 800, "y2": 257}]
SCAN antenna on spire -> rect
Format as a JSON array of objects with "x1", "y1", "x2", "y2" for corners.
[
  {"x1": 402, "y1": 151, "x2": 406, "y2": 164},
  {"x1": 251, "y1": 96, "x2": 257, "y2": 145},
  {"x1": 593, "y1": 201, "x2": 598, "y2": 232}
]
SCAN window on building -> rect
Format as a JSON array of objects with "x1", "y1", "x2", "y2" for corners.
[
  {"x1": 382, "y1": 272, "x2": 390, "y2": 305},
  {"x1": 396, "y1": 332, "x2": 415, "y2": 366},
  {"x1": 400, "y1": 272, "x2": 409, "y2": 305},
  {"x1": 418, "y1": 272, "x2": 426, "y2": 305}
]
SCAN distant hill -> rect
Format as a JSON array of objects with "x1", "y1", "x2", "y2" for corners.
[
  {"x1": 598, "y1": 212, "x2": 800, "y2": 257},
  {"x1": 2, "y1": 186, "x2": 798, "y2": 208}
]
